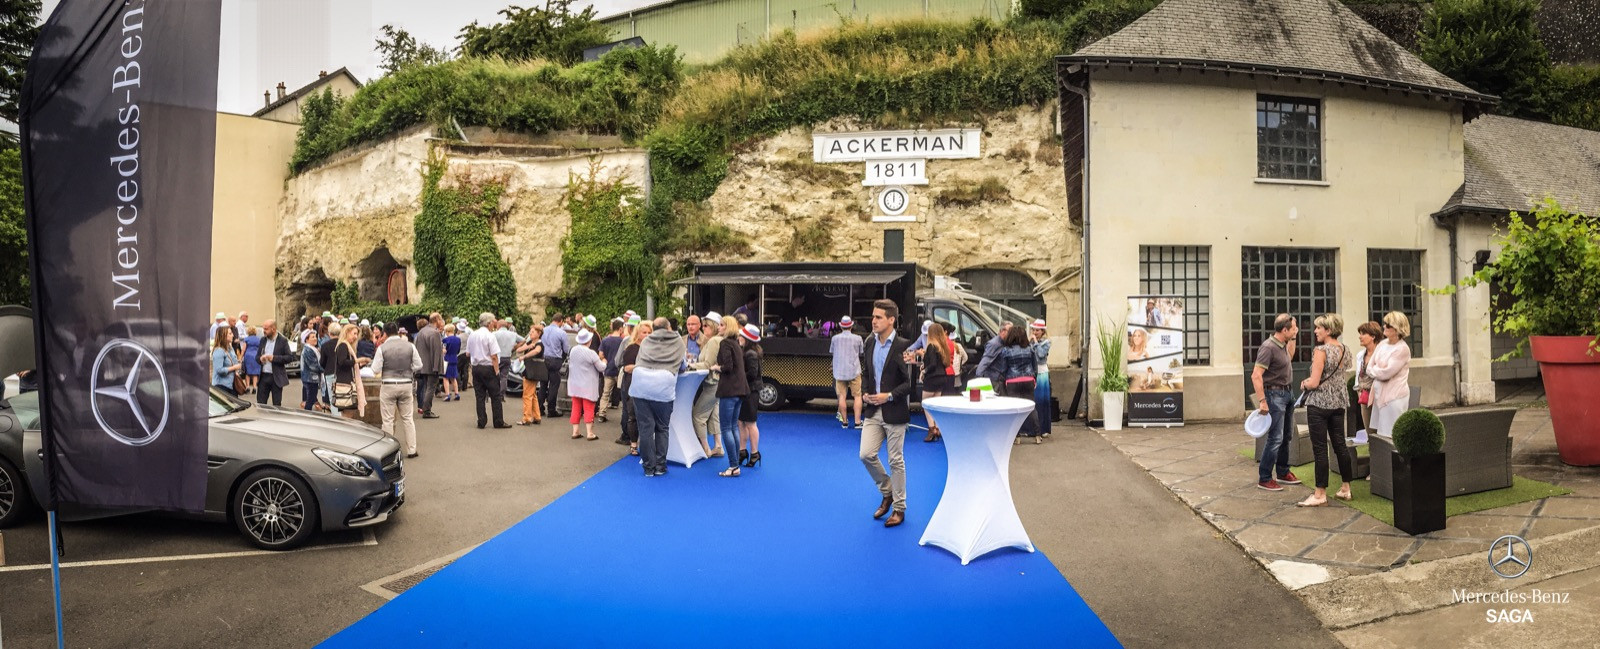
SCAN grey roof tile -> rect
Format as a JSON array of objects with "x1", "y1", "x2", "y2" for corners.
[
  {"x1": 1452, "y1": 115, "x2": 1600, "y2": 216},
  {"x1": 1067, "y1": 0, "x2": 1486, "y2": 100}
]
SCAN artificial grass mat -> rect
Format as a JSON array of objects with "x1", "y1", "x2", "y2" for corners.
[{"x1": 1238, "y1": 447, "x2": 1572, "y2": 526}]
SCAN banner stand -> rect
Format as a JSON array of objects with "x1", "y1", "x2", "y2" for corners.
[
  {"x1": 48, "y1": 511, "x2": 64, "y2": 649},
  {"x1": 1126, "y1": 295, "x2": 1186, "y2": 428}
]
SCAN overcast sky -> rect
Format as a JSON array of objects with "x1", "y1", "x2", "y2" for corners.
[{"x1": 36, "y1": 0, "x2": 656, "y2": 114}]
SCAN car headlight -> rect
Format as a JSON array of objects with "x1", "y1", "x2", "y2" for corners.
[{"x1": 313, "y1": 448, "x2": 373, "y2": 477}]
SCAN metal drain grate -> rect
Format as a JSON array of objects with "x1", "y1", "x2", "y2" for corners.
[{"x1": 379, "y1": 561, "x2": 454, "y2": 594}]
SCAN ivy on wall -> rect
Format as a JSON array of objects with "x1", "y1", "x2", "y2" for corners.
[
  {"x1": 412, "y1": 152, "x2": 521, "y2": 319},
  {"x1": 556, "y1": 160, "x2": 657, "y2": 319}
]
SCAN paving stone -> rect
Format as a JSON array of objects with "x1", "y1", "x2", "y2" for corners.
[
  {"x1": 1132, "y1": 455, "x2": 1182, "y2": 471},
  {"x1": 1177, "y1": 491, "x2": 1216, "y2": 507},
  {"x1": 1114, "y1": 443, "x2": 1162, "y2": 457},
  {"x1": 1232, "y1": 524, "x2": 1328, "y2": 557},
  {"x1": 1203, "y1": 496, "x2": 1286, "y2": 520},
  {"x1": 1302, "y1": 534, "x2": 1415, "y2": 567},
  {"x1": 1266, "y1": 506, "x2": 1362, "y2": 530},
  {"x1": 1147, "y1": 471, "x2": 1191, "y2": 486},
  {"x1": 1207, "y1": 516, "x2": 1253, "y2": 533},
  {"x1": 1537, "y1": 496, "x2": 1600, "y2": 519},
  {"x1": 1432, "y1": 514, "x2": 1532, "y2": 541},
  {"x1": 1157, "y1": 457, "x2": 1239, "y2": 477},
  {"x1": 1528, "y1": 516, "x2": 1600, "y2": 539},
  {"x1": 1472, "y1": 500, "x2": 1542, "y2": 517},
  {"x1": 1342, "y1": 515, "x2": 1407, "y2": 536},
  {"x1": 1406, "y1": 538, "x2": 1484, "y2": 563},
  {"x1": 1170, "y1": 475, "x2": 1247, "y2": 498}
]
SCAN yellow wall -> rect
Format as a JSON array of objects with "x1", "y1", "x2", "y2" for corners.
[
  {"x1": 212, "y1": 112, "x2": 298, "y2": 331},
  {"x1": 1083, "y1": 69, "x2": 1479, "y2": 420},
  {"x1": 256, "y1": 75, "x2": 361, "y2": 124}
]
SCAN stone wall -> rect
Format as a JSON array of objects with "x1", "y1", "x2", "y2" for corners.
[
  {"x1": 694, "y1": 103, "x2": 1083, "y2": 363},
  {"x1": 274, "y1": 126, "x2": 649, "y2": 323}
]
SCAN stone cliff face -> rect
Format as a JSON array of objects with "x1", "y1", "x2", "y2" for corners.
[
  {"x1": 274, "y1": 127, "x2": 648, "y2": 323},
  {"x1": 274, "y1": 105, "x2": 1079, "y2": 361}
]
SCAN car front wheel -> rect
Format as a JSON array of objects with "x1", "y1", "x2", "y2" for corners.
[
  {"x1": 756, "y1": 379, "x2": 785, "y2": 411},
  {"x1": 0, "y1": 456, "x2": 37, "y2": 528},
  {"x1": 232, "y1": 467, "x2": 321, "y2": 550}
]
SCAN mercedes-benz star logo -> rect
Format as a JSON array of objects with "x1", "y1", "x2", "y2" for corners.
[
  {"x1": 90, "y1": 338, "x2": 171, "y2": 447},
  {"x1": 1489, "y1": 534, "x2": 1532, "y2": 579}
]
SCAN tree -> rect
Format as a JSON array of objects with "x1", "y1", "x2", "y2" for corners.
[
  {"x1": 0, "y1": 146, "x2": 30, "y2": 305},
  {"x1": 1418, "y1": 0, "x2": 1551, "y2": 117},
  {"x1": 0, "y1": 0, "x2": 43, "y2": 132},
  {"x1": 375, "y1": 24, "x2": 450, "y2": 77},
  {"x1": 457, "y1": 0, "x2": 614, "y2": 66}
]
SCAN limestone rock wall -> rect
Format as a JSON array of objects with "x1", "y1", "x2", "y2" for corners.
[
  {"x1": 274, "y1": 125, "x2": 649, "y2": 323},
  {"x1": 696, "y1": 104, "x2": 1083, "y2": 362}
]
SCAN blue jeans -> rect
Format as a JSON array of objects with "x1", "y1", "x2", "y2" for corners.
[
  {"x1": 302, "y1": 376, "x2": 320, "y2": 410},
  {"x1": 1258, "y1": 389, "x2": 1294, "y2": 483},
  {"x1": 718, "y1": 397, "x2": 743, "y2": 469},
  {"x1": 634, "y1": 397, "x2": 673, "y2": 474}
]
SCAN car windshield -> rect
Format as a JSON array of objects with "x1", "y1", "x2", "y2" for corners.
[{"x1": 2, "y1": 387, "x2": 246, "y2": 430}]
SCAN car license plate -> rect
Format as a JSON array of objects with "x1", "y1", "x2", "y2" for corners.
[{"x1": 393, "y1": 478, "x2": 405, "y2": 499}]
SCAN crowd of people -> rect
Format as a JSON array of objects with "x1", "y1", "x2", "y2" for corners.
[{"x1": 1251, "y1": 310, "x2": 1413, "y2": 507}]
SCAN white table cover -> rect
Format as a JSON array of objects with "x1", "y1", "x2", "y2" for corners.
[
  {"x1": 919, "y1": 395, "x2": 1037, "y2": 565},
  {"x1": 667, "y1": 370, "x2": 709, "y2": 468}
]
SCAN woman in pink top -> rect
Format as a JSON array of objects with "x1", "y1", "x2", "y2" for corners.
[{"x1": 1366, "y1": 311, "x2": 1413, "y2": 439}]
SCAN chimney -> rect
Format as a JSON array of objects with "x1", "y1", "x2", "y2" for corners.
[
  {"x1": 276, "y1": 82, "x2": 286, "y2": 100},
  {"x1": 318, "y1": 70, "x2": 327, "y2": 78},
  {"x1": 263, "y1": 90, "x2": 271, "y2": 107}
]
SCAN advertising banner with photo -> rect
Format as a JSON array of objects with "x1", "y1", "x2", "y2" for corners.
[
  {"x1": 20, "y1": 0, "x2": 221, "y2": 511},
  {"x1": 1127, "y1": 296, "x2": 1185, "y2": 427}
]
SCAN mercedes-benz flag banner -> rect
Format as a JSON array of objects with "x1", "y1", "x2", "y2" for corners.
[
  {"x1": 1127, "y1": 295, "x2": 1185, "y2": 427},
  {"x1": 19, "y1": 0, "x2": 220, "y2": 511}
]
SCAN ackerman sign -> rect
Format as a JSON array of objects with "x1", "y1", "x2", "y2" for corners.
[{"x1": 812, "y1": 129, "x2": 981, "y2": 163}]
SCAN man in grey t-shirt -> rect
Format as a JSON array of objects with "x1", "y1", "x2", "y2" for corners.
[{"x1": 1251, "y1": 313, "x2": 1302, "y2": 491}]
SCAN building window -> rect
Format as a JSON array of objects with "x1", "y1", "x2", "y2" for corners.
[
  {"x1": 1257, "y1": 95, "x2": 1322, "y2": 181},
  {"x1": 1138, "y1": 246, "x2": 1211, "y2": 365},
  {"x1": 1368, "y1": 249, "x2": 1424, "y2": 356},
  {"x1": 1240, "y1": 247, "x2": 1337, "y2": 365}
]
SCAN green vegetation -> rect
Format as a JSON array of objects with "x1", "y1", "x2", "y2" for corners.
[
  {"x1": 785, "y1": 219, "x2": 833, "y2": 260},
  {"x1": 1393, "y1": 408, "x2": 1446, "y2": 457},
  {"x1": 457, "y1": 0, "x2": 614, "y2": 66},
  {"x1": 664, "y1": 218, "x2": 752, "y2": 257},
  {"x1": 0, "y1": 146, "x2": 28, "y2": 305},
  {"x1": 1419, "y1": 0, "x2": 1599, "y2": 130},
  {"x1": 1095, "y1": 319, "x2": 1128, "y2": 393},
  {"x1": 1438, "y1": 198, "x2": 1600, "y2": 358},
  {"x1": 412, "y1": 153, "x2": 520, "y2": 319},
  {"x1": 556, "y1": 161, "x2": 657, "y2": 320},
  {"x1": 0, "y1": 0, "x2": 42, "y2": 139},
  {"x1": 375, "y1": 24, "x2": 451, "y2": 76}
]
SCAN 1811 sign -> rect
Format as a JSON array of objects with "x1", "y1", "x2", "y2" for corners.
[{"x1": 863, "y1": 159, "x2": 927, "y2": 186}]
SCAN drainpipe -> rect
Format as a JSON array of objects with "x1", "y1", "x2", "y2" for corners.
[
  {"x1": 1437, "y1": 210, "x2": 1464, "y2": 405},
  {"x1": 1060, "y1": 65, "x2": 1090, "y2": 422}
]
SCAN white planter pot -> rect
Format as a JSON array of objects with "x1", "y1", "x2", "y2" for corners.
[{"x1": 1102, "y1": 392, "x2": 1125, "y2": 431}]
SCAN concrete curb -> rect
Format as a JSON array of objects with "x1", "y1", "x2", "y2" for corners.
[{"x1": 1296, "y1": 524, "x2": 1600, "y2": 629}]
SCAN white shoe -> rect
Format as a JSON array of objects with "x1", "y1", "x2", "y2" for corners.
[{"x1": 1349, "y1": 429, "x2": 1369, "y2": 445}]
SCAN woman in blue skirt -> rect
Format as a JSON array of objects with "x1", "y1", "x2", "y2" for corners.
[{"x1": 242, "y1": 326, "x2": 263, "y2": 394}]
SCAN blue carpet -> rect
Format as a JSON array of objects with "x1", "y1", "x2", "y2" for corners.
[{"x1": 321, "y1": 412, "x2": 1119, "y2": 648}]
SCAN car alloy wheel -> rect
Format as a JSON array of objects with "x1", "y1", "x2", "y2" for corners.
[
  {"x1": 233, "y1": 468, "x2": 320, "y2": 550},
  {"x1": 0, "y1": 457, "x2": 34, "y2": 528},
  {"x1": 0, "y1": 461, "x2": 16, "y2": 523}
]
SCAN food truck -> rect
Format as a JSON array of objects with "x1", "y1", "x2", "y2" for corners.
[{"x1": 673, "y1": 263, "x2": 1031, "y2": 410}]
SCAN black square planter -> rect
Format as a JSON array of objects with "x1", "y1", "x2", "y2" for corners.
[{"x1": 1392, "y1": 451, "x2": 1447, "y2": 535}]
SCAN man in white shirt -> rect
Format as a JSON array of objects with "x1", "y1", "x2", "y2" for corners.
[
  {"x1": 468, "y1": 312, "x2": 510, "y2": 429},
  {"x1": 830, "y1": 316, "x2": 865, "y2": 429}
]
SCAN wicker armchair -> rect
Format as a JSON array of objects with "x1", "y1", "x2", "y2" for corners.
[{"x1": 1370, "y1": 407, "x2": 1517, "y2": 499}]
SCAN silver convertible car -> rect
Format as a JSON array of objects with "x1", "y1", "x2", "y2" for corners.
[{"x1": 0, "y1": 386, "x2": 404, "y2": 550}]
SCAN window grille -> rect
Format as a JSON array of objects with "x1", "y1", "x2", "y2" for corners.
[
  {"x1": 1257, "y1": 95, "x2": 1322, "y2": 181},
  {"x1": 1367, "y1": 249, "x2": 1424, "y2": 356},
  {"x1": 1138, "y1": 246, "x2": 1212, "y2": 364},
  {"x1": 1240, "y1": 247, "x2": 1338, "y2": 365}
]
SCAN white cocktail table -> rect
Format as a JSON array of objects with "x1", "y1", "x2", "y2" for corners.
[
  {"x1": 919, "y1": 395, "x2": 1037, "y2": 565},
  {"x1": 667, "y1": 370, "x2": 709, "y2": 468}
]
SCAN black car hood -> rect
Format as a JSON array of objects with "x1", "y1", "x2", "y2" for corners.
[{"x1": 213, "y1": 404, "x2": 387, "y2": 454}]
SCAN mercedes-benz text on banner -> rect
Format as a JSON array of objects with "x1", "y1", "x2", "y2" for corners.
[{"x1": 19, "y1": 0, "x2": 221, "y2": 512}]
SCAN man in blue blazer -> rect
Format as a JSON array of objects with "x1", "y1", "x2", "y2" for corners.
[{"x1": 859, "y1": 299, "x2": 914, "y2": 528}]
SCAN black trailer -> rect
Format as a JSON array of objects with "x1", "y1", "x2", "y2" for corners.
[{"x1": 673, "y1": 263, "x2": 1018, "y2": 410}]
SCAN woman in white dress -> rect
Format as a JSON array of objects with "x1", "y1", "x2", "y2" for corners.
[{"x1": 1366, "y1": 311, "x2": 1413, "y2": 439}]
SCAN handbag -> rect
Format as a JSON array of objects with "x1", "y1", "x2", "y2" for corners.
[
  {"x1": 1358, "y1": 389, "x2": 1370, "y2": 405},
  {"x1": 332, "y1": 382, "x2": 358, "y2": 409},
  {"x1": 522, "y1": 356, "x2": 548, "y2": 382},
  {"x1": 233, "y1": 372, "x2": 247, "y2": 395}
]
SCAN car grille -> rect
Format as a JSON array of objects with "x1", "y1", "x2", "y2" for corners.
[{"x1": 381, "y1": 451, "x2": 403, "y2": 482}]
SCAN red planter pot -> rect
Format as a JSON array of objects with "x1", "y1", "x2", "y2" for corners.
[{"x1": 1531, "y1": 335, "x2": 1600, "y2": 466}]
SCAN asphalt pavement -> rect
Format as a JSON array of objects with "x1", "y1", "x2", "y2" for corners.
[{"x1": 0, "y1": 395, "x2": 1341, "y2": 648}]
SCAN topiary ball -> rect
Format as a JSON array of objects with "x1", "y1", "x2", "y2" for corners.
[{"x1": 1393, "y1": 408, "x2": 1445, "y2": 457}]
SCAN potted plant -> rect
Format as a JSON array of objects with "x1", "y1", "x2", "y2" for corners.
[
  {"x1": 1443, "y1": 198, "x2": 1600, "y2": 466},
  {"x1": 1095, "y1": 319, "x2": 1129, "y2": 431},
  {"x1": 1391, "y1": 408, "x2": 1447, "y2": 535}
]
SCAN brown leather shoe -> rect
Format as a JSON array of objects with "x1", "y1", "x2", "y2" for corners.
[
  {"x1": 884, "y1": 510, "x2": 905, "y2": 527},
  {"x1": 873, "y1": 496, "x2": 892, "y2": 520}
]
